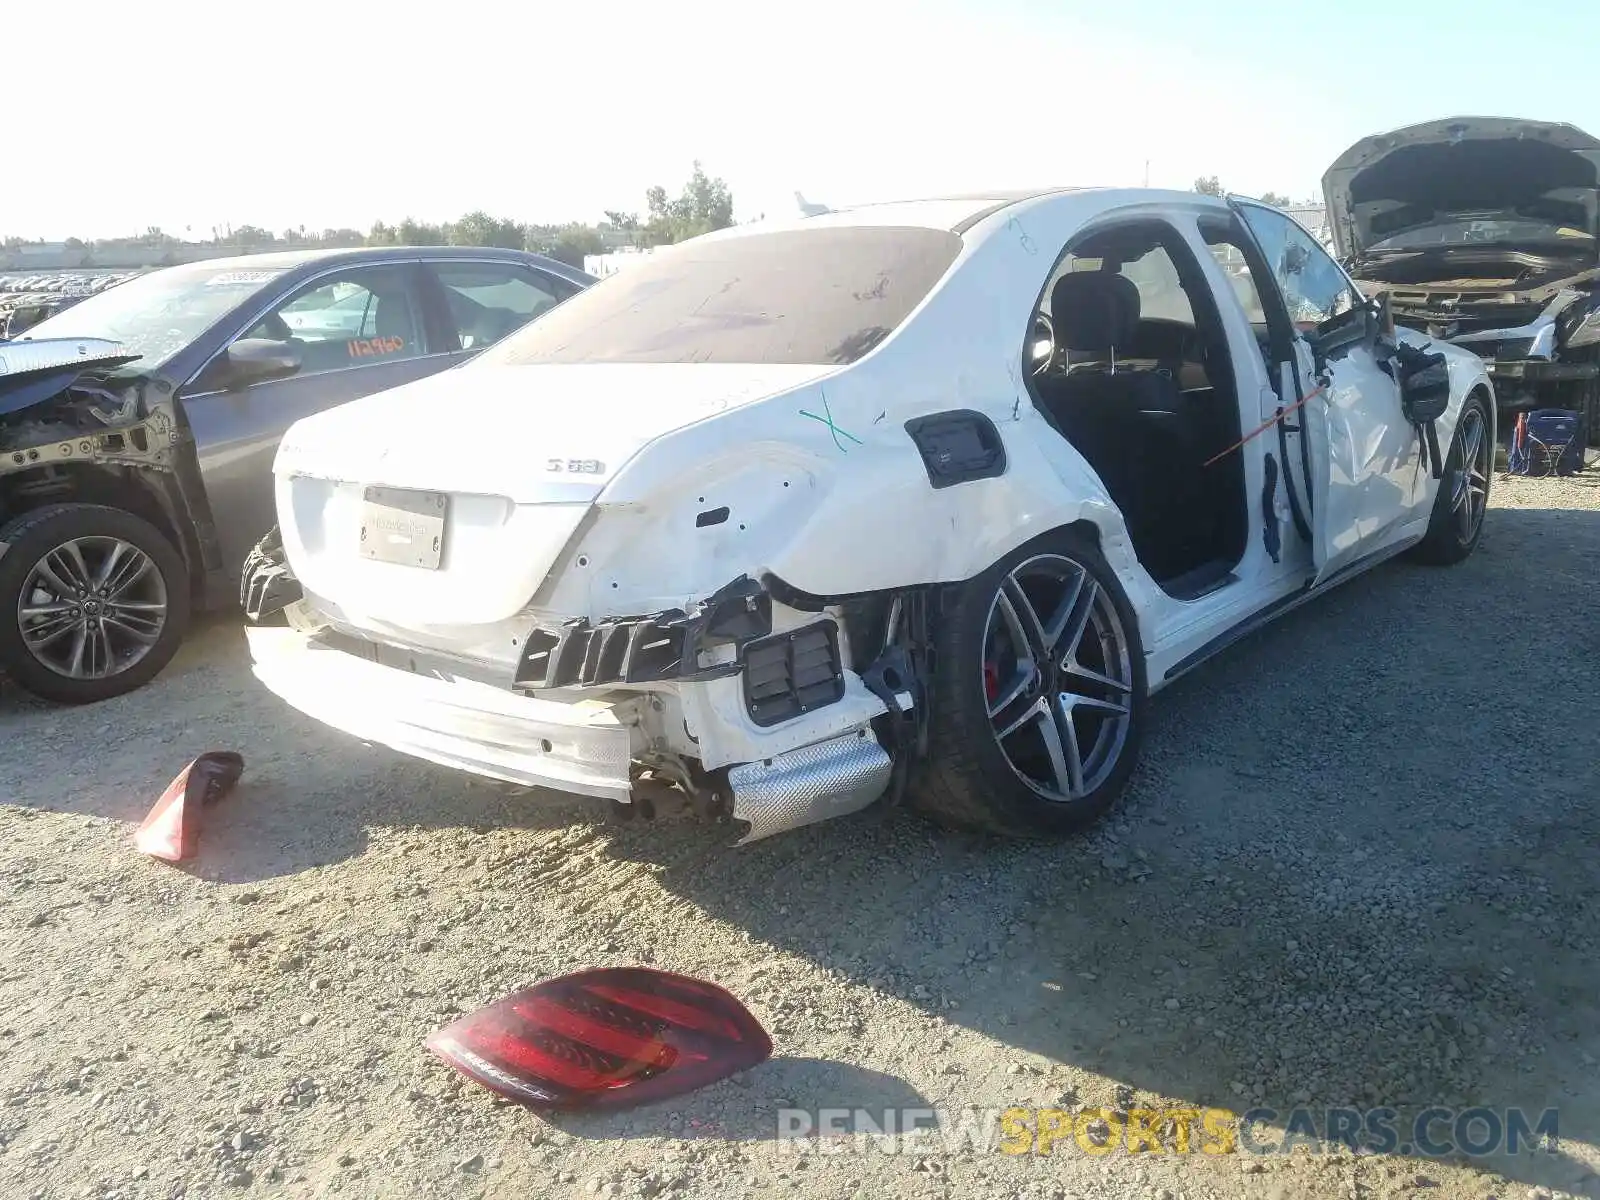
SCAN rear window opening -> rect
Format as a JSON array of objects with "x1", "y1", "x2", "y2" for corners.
[{"x1": 476, "y1": 226, "x2": 962, "y2": 367}]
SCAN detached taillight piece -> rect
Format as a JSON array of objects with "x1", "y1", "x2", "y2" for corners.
[
  {"x1": 424, "y1": 967, "x2": 773, "y2": 1111},
  {"x1": 133, "y1": 751, "x2": 245, "y2": 863}
]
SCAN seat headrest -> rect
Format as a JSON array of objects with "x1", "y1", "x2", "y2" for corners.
[
  {"x1": 1050, "y1": 271, "x2": 1140, "y2": 353},
  {"x1": 373, "y1": 293, "x2": 412, "y2": 339}
]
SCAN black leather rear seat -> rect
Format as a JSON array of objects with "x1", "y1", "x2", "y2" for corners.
[{"x1": 1039, "y1": 271, "x2": 1198, "y2": 571}]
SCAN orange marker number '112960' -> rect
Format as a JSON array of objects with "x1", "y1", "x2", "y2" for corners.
[{"x1": 347, "y1": 336, "x2": 405, "y2": 358}]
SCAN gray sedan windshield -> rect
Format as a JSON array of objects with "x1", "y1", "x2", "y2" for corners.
[{"x1": 15, "y1": 264, "x2": 289, "y2": 367}]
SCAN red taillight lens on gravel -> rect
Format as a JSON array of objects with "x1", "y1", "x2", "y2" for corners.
[
  {"x1": 424, "y1": 967, "x2": 773, "y2": 1111},
  {"x1": 134, "y1": 751, "x2": 245, "y2": 863}
]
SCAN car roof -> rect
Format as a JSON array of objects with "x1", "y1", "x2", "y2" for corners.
[
  {"x1": 715, "y1": 187, "x2": 1229, "y2": 239},
  {"x1": 153, "y1": 244, "x2": 594, "y2": 281},
  {"x1": 730, "y1": 193, "x2": 1076, "y2": 236}
]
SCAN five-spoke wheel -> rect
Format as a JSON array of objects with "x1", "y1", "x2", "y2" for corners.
[
  {"x1": 983, "y1": 554, "x2": 1134, "y2": 803},
  {"x1": 1412, "y1": 391, "x2": 1493, "y2": 567},
  {"x1": 1448, "y1": 402, "x2": 1490, "y2": 546},
  {"x1": 914, "y1": 528, "x2": 1147, "y2": 837}
]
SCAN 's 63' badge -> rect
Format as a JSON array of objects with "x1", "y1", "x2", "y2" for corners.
[{"x1": 546, "y1": 458, "x2": 605, "y2": 474}]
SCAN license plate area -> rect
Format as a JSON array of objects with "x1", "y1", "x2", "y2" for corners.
[{"x1": 358, "y1": 486, "x2": 448, "y2": 569}]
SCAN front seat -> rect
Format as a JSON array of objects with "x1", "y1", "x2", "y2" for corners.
[{"x1": 371, "y1": 290, "x2": 417, "y2": 354}]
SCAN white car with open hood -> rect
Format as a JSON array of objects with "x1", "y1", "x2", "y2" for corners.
[{"x1": 242, "y1": 188, "x2": 1494, "y2": 843}]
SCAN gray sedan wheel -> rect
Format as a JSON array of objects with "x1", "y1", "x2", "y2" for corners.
[{"x1": 0, "y1": 504, "x2": 190, "y2": 704}]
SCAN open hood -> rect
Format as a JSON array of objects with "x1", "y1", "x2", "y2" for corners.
[
  {"x1": 0, "y1": 337, "x2": 142, "y2": 416},
  {"x1": 1322, "y1": 117, "x2": 1600, "y2": 261}
]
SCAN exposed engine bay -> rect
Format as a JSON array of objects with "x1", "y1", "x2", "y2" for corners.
[
  {"x1": 1324, "y1": 117, "x2": 1600, "y2": 446},
  {"x1": 0, "y1": 340, "x2": 208, "y2": 578}
]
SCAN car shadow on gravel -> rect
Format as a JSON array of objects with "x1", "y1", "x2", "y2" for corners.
[
  {"x1": 0, "y1": 612, "x2": 609, "y2": 882},
  {"x1": 0, "y1": 609, "x2": 246, "y2": 719},
  {"x1": 592, "y1": 505, "x2": 1600, "y2": 1196}
]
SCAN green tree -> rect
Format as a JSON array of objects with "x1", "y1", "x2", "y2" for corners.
[
  {"x1": 32, "y1": 166, "x2": 741, "y2": 260},
  {"x1": 526, "y1": 222, "x2": 605, "y2": 269},
  {"x1": 602, "y1": 210, "x2": 640, "y2": 248},
  {"x1": 1193, "y1": 176, "x2": 1224, "y2": 197},
  {"x1": 1258, "y1": 191, "x2": 1293, "y2": 208},
  {"x1": 398, "y1": 218, "x2": 448, "y2": 246},
  {"x1": 640, "y1": 162, "x2": 735, "y2": 247},
  {"x1": 231, "y1": 225, "x2": 275, "y2": 247},
  {"x1": 447, "y1": 211, "x2": 525, "y2": 249}
]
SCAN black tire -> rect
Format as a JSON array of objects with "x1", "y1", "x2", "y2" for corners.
[
  {"x1": 912, "y1": 527, "x2": 1147, "y2": 837},
  {"x1": 1577, "y1": 373, "x2": 1600, "y2": 452},
  {"x1": 1409, "y1": 391, "x2": 1492, "y2": 567},
  {"x1": 0, "y1": 503, "x2": 191, "y2": 704}
]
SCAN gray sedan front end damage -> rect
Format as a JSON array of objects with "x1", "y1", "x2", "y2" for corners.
[
  {"x1": 0, "y1": 339, "x2": 222, "y2": 700},
  {"x1": 3, "y1": 338, "x2": 174, "y2": 466},
  {"x1": 1324, "y1": 117, "x2": 1600, "y2": 446},
  {"x1": 0, "y1": 339, "x2": 205, "y2": 553}
]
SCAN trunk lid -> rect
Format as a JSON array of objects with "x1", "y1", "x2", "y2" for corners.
[
  {"x1": 1322, "y1": 117, "x2": 1600, "y2": 262},
  {"x1": 274, "y1": 362, "x2": 834, "y2": 627}
]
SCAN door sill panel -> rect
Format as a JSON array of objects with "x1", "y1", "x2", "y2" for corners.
[
  {"x1": 1156, "y1": 559, "x2": 1238, "y2": 602},
  {"x1": 1156, "y1": 531, "x2": 1422, "y2": 688}
]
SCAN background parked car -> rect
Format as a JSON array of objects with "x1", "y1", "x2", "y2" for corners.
[
  {"x1": 1324, "y1": 116, "x2": 1600, "y2": 447},
  {"x1": 0, "y1": 246, "x2": 594, "y2": 704},
  {"x1": 0, "y1": 272, "x2": 140, "y2": 338}
]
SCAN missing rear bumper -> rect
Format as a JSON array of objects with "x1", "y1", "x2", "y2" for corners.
[
  {"x1": 246, "y1": 624, "x2": 634, "y2": 800},
  {"x1": 240, "y1": 526, "x2": 303, "y2": 622},
  {"x1": 512, "y1": 574, "x2": 772, "y2": 691}
]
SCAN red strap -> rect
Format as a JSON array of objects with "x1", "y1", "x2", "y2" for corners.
[{"x1": 1203, "y1": 384, "x2": 1328, "y2": 469}]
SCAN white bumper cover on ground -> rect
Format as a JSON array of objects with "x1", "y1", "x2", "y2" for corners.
[{"x1": 245, "y1": 626, "x2": 634, "y2": 800}]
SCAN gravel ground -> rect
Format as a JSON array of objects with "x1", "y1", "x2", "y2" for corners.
[{"x1": 3, "y1": 473, "x2": 1599, "y2": 1200}]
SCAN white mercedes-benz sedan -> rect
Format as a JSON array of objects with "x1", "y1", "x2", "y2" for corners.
[{"x1": 241, "y1": 188, "x2": 1493, "y2": 843}]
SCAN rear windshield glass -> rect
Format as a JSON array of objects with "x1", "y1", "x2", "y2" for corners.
[{"x1": 476, "y1": 225, "x2": 962, "y2": 367}]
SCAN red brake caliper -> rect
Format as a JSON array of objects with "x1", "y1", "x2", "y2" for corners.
[{"x1": 983, "y1": 662, "x2": 1000, "y2": 703}]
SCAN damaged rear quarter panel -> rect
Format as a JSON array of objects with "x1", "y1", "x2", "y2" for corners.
[
  {"x1": 536, "y1": 193, "x2": 1171, "y2": 633},
  {"x1": 533, "y1": 438, "x2": 832, "y2": 619}
]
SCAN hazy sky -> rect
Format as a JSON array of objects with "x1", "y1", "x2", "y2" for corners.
[{"x1": 11, "y1": 0, "x2": 1598, "y2": 240}]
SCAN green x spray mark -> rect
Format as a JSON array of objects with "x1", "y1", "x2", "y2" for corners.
[{"x1": 799, "y1": 393, "x2": 863, "y2": 453}]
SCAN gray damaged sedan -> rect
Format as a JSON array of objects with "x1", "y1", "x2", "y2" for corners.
[{"x1": 0, "y1": 246, "x2": 593, "y2": 704}]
